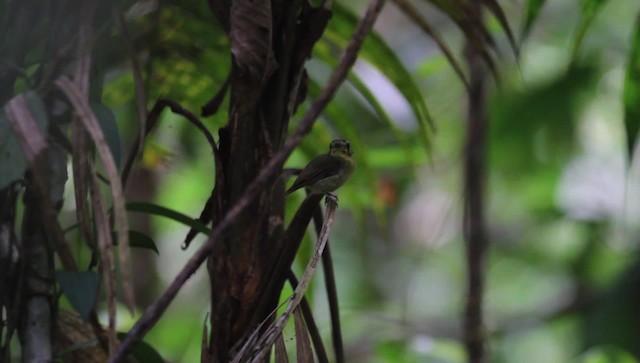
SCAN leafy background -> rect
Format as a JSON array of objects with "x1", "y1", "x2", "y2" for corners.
[
  {"x1": 4, "y1": 0, "x2": 640, "y2": 361},
  {"x1": 99, "y1": 0, "x2": 640, "y2": 361}
]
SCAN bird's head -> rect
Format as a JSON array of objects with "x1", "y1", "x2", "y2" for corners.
[{"x1": 329, "y1": 139, "x2": 353, "y2": 158}]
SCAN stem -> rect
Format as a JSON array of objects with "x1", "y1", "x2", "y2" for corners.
[{"x1": 463, "y1": 1, "x2": 489, "y2": 361}]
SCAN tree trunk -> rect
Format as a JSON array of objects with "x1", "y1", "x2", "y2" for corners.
[{"x1": 205, "y1": 0, "x2": 329, "y2": 360}]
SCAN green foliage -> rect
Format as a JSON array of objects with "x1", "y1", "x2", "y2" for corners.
[
  {"x1": 576, "y1": 346, "x2": 638, "y2": 363},
  {"x1": 522, "y1": 0, "x2": 548, "y2": 39},
  {"x1": 323, "y1": 4, "x2": 434, "y2": 151},
  {"x1": 4, "y1": 0, "x2": 640, "y2": 361},
  {"x1": 623, "y1": 14, "x2": 640, "y2": 157}
]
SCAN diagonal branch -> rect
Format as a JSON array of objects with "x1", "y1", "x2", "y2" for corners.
[
  {"x1": 108, "y1": 0, "x2": 387, "y2": 360},
  {"x1": 235, "y1": 198, "x2": 338, "y2": 363}
]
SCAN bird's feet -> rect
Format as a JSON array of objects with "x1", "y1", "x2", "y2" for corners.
[{"x1": 325, "y1": 193, "x2": 339, "y2": 206}]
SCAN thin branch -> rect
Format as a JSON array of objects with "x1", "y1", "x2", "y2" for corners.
[
  {"x1": 71, "y1": 1, "x2": 98, "y2": 270},
  {"x1": 237, "y1": 198, "x2": 338, "y2": 363},
  {"x1": 88, "y1": 162, "x2": 118, "y2": 353},
  {"x1": 313, "y1": 206, "x2": 344, "y2": 363},
  {"x1": 462, "y1": 0, "x2": 489, "y2": 362},
  {"x1": 55, "y1": 76, "x2": 134, "y2": 312},
  {"x1": 108, "y1": 0, "x2": 387, "y2": 360}
]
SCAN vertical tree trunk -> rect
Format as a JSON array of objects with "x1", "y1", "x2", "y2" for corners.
[
  {"x1": 463, "y1": 1, "x2": 488, "y2": 362},
  {"x1": 207, "y1": 1, "x2": 304, "y2": 360}
]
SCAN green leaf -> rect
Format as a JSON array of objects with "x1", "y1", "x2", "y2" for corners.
[
  {"x1": 312, "y1": 44, "x2": 416, "y2": 167},
  {"x1": 573, "y1": 0, "x2": 610, "y2": 58},
  {"x1": 489, "y1": 64, "x2": 598, "y2": 212},
  {"x1": 391, "y1": 0, "x2": 469, "y2": 88},
  {"x1": 56, "y1": 271, "x2": 100, "y2": 322},
  {"x1": 323, "y1": 4, "x2": 433, "y2": 152},
  {"x1": 490, "y1": 64, "x2": 598, "y2": 172},
  {"x1": 116, "y1": 332, "x2": 165, "y2": 363},
  {"x1": 576, "y1": 346, "x2": 638, "y2": 363},
  {"x1": 521, "y1": 0, "x2": 548, "y2": 40},
  {"x1": 424, "y1": 0, "x2": 499, "y2": 78},
  {"x1": 126, "y1": 202, "x2": 212, "y2": 236},
  {"x1": 91, "y1": 102, "x2": 122, "y2": 168},
  {"x1": 482, "y1": 0, "x2": 519, "y2": 56},
  {"x1": 623, "y1": 14, "x2": 640, "y2": 158},
  {"x1": 112, "y1": 230, "x2": 160, "y2": 255}
]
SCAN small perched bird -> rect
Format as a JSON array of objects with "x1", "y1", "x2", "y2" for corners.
[{"x1": 286, "y1": 139, "x2": 355, "y2": 199}]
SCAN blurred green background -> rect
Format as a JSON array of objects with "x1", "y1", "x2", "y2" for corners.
[{"x1": 46, "y1": 0, "x2": 640, "y2": 361}]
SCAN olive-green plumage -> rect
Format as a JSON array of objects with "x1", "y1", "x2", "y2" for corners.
[{"x1": 286, "y1": 139, "x2": 355, "y2": 195}]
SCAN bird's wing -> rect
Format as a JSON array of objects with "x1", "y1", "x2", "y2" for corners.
[{"x1": 286, "y1": 155, "x2": 344, "y2": 193}]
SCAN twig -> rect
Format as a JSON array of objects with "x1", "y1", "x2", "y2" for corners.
[
  {"x1": 55, "y1": 76, "x2": 134, "y2": 312},
  {"x1": 313, "y1": 206, "x2": 344, "y2": 363},
  {"x1": 462, "y1": 1, "x2": 489, "y2": 362},
  {"x1": 88, "y1": 162, "x2": 118, "y2": 353},
  {"x1": 240, "y1": 198, "x2": 337, "y2": 363},
  {"x1": 108, "y1": 0, "x2": 386, "y2": 360}
]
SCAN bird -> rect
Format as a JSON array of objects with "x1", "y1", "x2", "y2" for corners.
[{"x1": 286, "y1": 139, "x2": 355, "y2": 201}]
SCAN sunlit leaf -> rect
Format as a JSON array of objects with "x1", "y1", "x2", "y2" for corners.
[{"x1": 576, "y1": 346, "x2": 638, "y2": 363}]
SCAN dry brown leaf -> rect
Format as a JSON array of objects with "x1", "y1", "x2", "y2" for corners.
[
  {"x1": 275, "y1": 332, "x2": 289, "y2": 363},
  {"x1": 294, "y1": 308, "x2": 314, "y2": 363}
]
